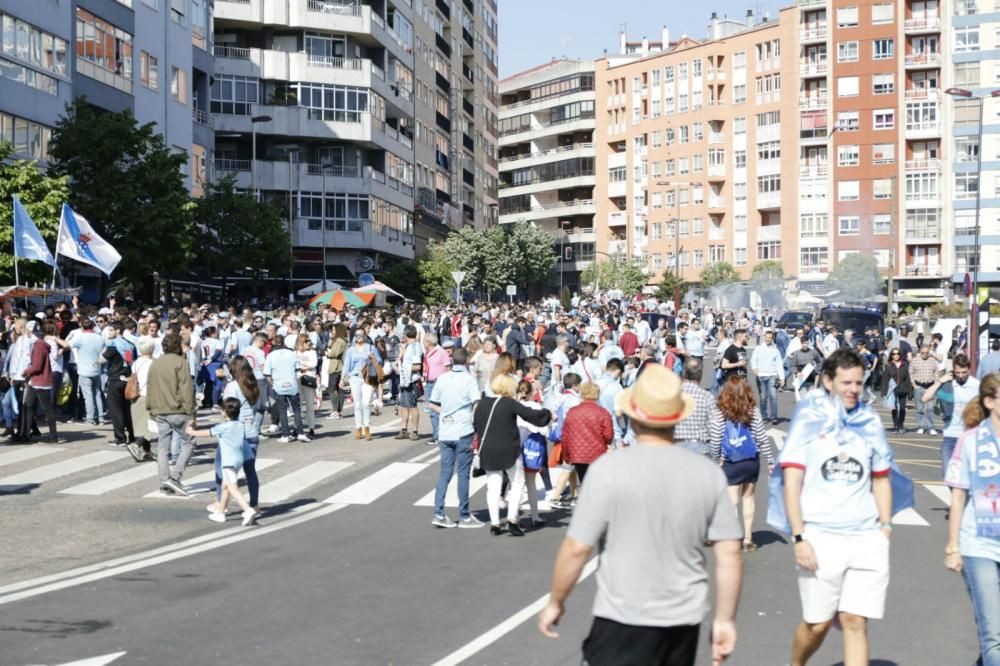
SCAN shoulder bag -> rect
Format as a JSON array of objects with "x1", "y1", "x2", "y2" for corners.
[{"x1": 472, "y1": 397, "x2": 502, "y2": 478}]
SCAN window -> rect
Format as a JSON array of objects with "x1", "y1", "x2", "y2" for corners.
[
  {"x1": 838, "y1": 41, "x2": 859, "y2": 62},
  {"x1": 955, "y1": 136, "x2": 979, "y2": 162},
  {"x1": 758, "y1": 141, "x2": 781, "y2": 161},
  {"x1": 666, "y1": 127, "x2": 675, "y2": 144},
  {"x1": 679, "y1": 62, "x2": 688, "y2": 80},
  {"x1": 652, "y1": 223, "x2": 662, "y2": 240},
  {"x1": 733, "y1": 84, "x2": 746, "y2": 104},
  {"x1": 734, "y1": 116, "x2": 746, "y2": 134},
  {"x1": 757, "y1": 174, "x2": 781, "y2": 194},
  {"x1": 873, "y1": 145, "x2": 895, "y2": 164},
  {"x1": 652, "y1": 68, "x2": 660, "y2": 86},
  {"x1": 905, "y1": 172, "x2": 939, "y2": 200},
  {"x1": 693, "y1": 59, "x2": 702, "y2": 77},
  {"x1": 800, "y1": 213, "x2": 829, "y2": 238},
  {"x1": 678, "y1": 94, "x2": 688, "y2": 113},
  {"x1": 873, "y1": 214, "x2": 891, "y2": 235},
  {"x1": 733, "y1": 51, "x2": 746, "y2": 69},
  {"x1": 608, "y1": 166, "x2": 626, "y2": 182},
  {"x1": 0, "y1": 12, "x2": 68, "y2": 78},
  {"x1": 734, "y1": 182, "x2": 747, "y2": 200},
  {"x1": 838, "y1": 145, "x2": 859, "y2": 166},
  {"x1": 957, "y1": 246, "x2": 979, "y2": 272},
  {"x1": 0, "y1": 111, "x2": 53, "y2": 160},
  {"x1": 666, "y1": 159, "x2": 675, "y2": 176},
  {"x1": 291, "y1": 82, "x2": 370, "y2": 122},
  {"x1": 693, "y1": 154, "x2": 704, "y2": 172},
  {"x1": 211, "y1": 75, "x2": 261, "y2": 115},
  {"x1": 956, "y1": 173, "x2": 979, "y2": 199},
  {"x1": 837, "y1": 6, "x2": 859, "y2": 26},
  {"x1": 694, "y1": 250, "x2": 705, "y2": 267},
  {"x1": 838, "y1": 216, "x2": 860, "y2": 235},
  {"x1": 734, "y1": 215, "x2": 747, "y2": 232},
  {"x1": 139, "y1": 51, "x2": 158, "y2": 90},
  {"x1": 680, "y1": 126, "x2": 689, "y2": 143},
  {"x1": 692, "y1": 122, "x2": 704, "y2": 141},
  {"x1": 800, "y1": 247, "x2": 830, "y2": 273},
  {"x1": 734, "y1": 150, "x2": 747, "y2": 168},
  {"x1": 955, "y1": 27, "x2": 980, "y2": 52},
  {"x1": 906, "y1": 209, "x2": 940, "y2": 240},
  {"x1": 170, "y1": 66, "x2": 186, "y2": 102},
  {"x1": 301, "y1": 192, "x2": 372, "y2": 232},
  {"x1": 692, "y1": 218, "x2": 704, "y2": 234},
  {"x1": 873, "y1": 39, "x2": 894, "y2": 59},
  {"x1": 679, "y1": 157, "x2": 689, "y2": 174},
  {"x1": 837, "y1": 111, "x2": 859, "y2": 131},
  {"x1": 838, "y1": 76, "x2": 859, "y2": 97},
  {"x1": 871, "y1": 3, "x2": 894, "y2": 23},
  {"x1": 74, "y1": 8, "x2": 133, "y2": 92},
  {"x1": 757, "y1": 241, "x2": 781, "y2": 260},
  {"x1": 665, "y1": 65, "x2": 674, "y2": 82},
  {"x1": 734, "y1": 248, "x2": 747, "y2": 266},
  {"x1": 710, "y1": 245, "x2": 726, "y2": 262},
  {"x1": 872, "y1": 73, "x2": 894, "y2": 94},
  {"x1": 838, "y1": 180, "x2": 859, "y2": 200},
  {"x1": 907, "y1": 101, "x2": 938, "y2": 130},
  {"x1": 955, "y1": 62, "x2": 980, "y2": 87},
  {"x1": 873, "y1": 109, "x2": 894, "y2": 129}
]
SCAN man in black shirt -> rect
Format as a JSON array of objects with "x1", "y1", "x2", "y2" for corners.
[{"x1": 721, "y1": 328, "x2": 749, "y2": 380}]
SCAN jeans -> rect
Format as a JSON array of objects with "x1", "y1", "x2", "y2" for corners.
[
  {"x1": 756, "y1": 376, "x2": 778, "y2": 421},
  {"x1": 963, "y1": 556, "x2": 1000, "y2": 666},
  {"x1": 348, "y1": 376, "x2": 373, "y2": 428},
  {"x1": 892, "y1": 393, "x2": 908, "y2": 430},
  {"x1": 914, "y1": 385, "x2": 934, "y2": 431},
  {"x1": 300, "y1": 384, "x2": 316, "y2": 430},
  {"x1": 273, "y1": 392, "x2": 302, "y2": 437},
  {"x1": 78, "y1": 374, "x2": 104, "y2": 424},
  {"x1": 434, "y1": 435, "x2": 474, "y2": 519},
  {"x1": 155, "y1": 414, "x2": 196, "y2": 485},
  {"x1": 327, "y1": 371, "x2": 344, "y2": 413},
  {"x1": 424, "y1": 381, "x2": 439, "y2": 440},
  {"x1": 386, "y1": 370, "x2": 399, "y2": 402},
  {"x1": 942, "y1": 436, "x2": 958, "y2": 477}
]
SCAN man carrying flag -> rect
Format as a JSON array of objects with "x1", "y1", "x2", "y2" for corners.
[{"x1": 56, "y1": 204, "x2": 122, "y2": 277}]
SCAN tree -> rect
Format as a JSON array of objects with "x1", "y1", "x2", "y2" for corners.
[
  {"x1": 507, "y1": 221, "x2": 557, "y2": 293},
  {"x1": 417, "y1": 243, "x2": 457, "y2": 304},
  {"x1": 700, "y1": 261, "x2": 741, "y2": 287},
  {"x1": 48, "y1": 99, "x2": 194, "y2": 298},
  {"x1": 0, "y1": 142, "x2": 71, "y2": 285},
  {"x1": 829, "y1": 253, "x2": 882, "y2": 302},
  {"x1": 378, "y1": 260, "x2": 423, "y2": 303},
  {"x1": 442, "y1": 221, "x2": 557, "y2": 297},
  {"x1": 751, "y1": 260, "x2": 784, "y2": 307},
  {"x1": 655, "y1": 269, "x2": 690, "y2": 305},
  {"x1": 191, "y1": 176, "x2": 291, "y2": 293},
  {"x1": 580, "y1": 257, "x2": 647, "y2": 295}
]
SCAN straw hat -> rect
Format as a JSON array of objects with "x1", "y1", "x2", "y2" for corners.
[{"x1": 615, "y1": 364, "x2": 693, "y2": 428}]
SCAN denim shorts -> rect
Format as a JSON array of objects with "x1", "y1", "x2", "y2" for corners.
[{"x1": 399, "y1": 386, "x2": 417, "y2": 408}]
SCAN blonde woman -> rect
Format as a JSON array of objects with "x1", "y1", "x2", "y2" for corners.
[
  {"x1": 295, "y1": 334, "x2": 317, "y2": 441},
  {"x1": 126, "y1": 338, "x2": 157, "y2": 463}
]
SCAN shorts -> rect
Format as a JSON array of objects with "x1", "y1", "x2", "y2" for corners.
[
  {"x1": 221, "y1": 467, "x2": 240, "y2": 485},
  {"x1": 399, "y1": 386, "x2": 417, "y2": 408},
  {"x1": 797, "y1": 527, "x2": 890, "y2": 623},
  {"x1": 582, "y1": 617, "x2": 699, "y2": 666}
]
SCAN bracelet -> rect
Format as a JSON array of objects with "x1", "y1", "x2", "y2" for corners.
[{"x1": 880, "y1": 522, "x2": 893, "y2": 531}]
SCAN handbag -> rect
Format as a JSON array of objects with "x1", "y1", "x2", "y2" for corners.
[
  {"x1": 472, "y1": 398, "x2": 501, "y2": 478},
  {"x1": 300, "y1": 375, "x2": 317, "y2": 389},
  {"x1": 124, "y1": 373, "x2": 140, "y2": 401},
  {"x1": 56, "y1": 373, "x2": 73, "y2": 406},
  {"x1": 366, "y1": 354, "x2": 385, "y2": 383}
]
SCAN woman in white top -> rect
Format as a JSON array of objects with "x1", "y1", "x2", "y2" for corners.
[
  {"x1": 127, "y1": 338, "x2": 156, "y2": 463},
  {"x1": 516, "y1": 379, "x2": 548, "y2": 528},
  {"x1": 295, "y1": 334, "x2": 318, "y2": 441},
  {"x1": 471, "y1": 337, "x2": 499, "y2": 395}
]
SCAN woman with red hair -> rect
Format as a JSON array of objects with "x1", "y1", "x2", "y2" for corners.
[{"x1": 710, "y1": 376, "x2": 775, "y2": 551}]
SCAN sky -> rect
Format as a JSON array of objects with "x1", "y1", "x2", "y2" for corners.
[{"x1": 498, "y1": 0, "x2": 783, "y2": 79}]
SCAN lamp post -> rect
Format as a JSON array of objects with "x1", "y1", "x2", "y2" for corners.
[
  {"x1": 945, "y1": 87, "x2": 1000, "y2": 372},
  {"x1": 250, "y1": 114, "x2": 272, "y2": 201},
  {"x1": 656, "y1": 180, "x2": 699, "y2": 312},
  {"x1": 320, "y1": 161, "x2": 331, "y2": 289},
  {"x1": 559, "y1": 220, "x2": 571, "y2": 296}
]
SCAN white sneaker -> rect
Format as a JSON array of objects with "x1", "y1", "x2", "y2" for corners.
[
  {"x1": 297, "y1": 433, "x2": 312, "y2": 442},
  {"x1": 241, "y1": 509, "x2": 257, "y2": 526},
  {"x1": 208, "y1": 511, "x2": 226, "y2": 524},
  {"x1": 266, "y1": 424, "x2": 279, "y2": 434},
  {"x1": 929, "y1": 429, "x2": 939, "y2": 436},
  {"x1": 206, "y1": 502, "x2": 220, "y2": 513},
  {"x1": 917, "y1": 428, "x2": 925, "y2": 435},
  {"x1": 278, "y1": 436, "x2": 291, "y2": 443}
]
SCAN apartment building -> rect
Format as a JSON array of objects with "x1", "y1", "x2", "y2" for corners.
[
  {"x1": 0, "y1": 0, "x2": 213, "y2": 193},
  {"x1": 498, "y1": 59, "x2": 596, "y2": 293},
  {"x1": 211, "y1": 0, "x2": 498, "y2": 287}
]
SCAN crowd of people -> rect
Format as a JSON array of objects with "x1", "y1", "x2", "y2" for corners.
[{"x1": 0, "y1": 291, "x2": 997, "y2": 665}]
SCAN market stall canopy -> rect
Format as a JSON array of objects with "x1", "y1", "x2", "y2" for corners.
[
  {"x1": 352, "y1": 281, "x2": 405, "y2": 300},
  {"x1": 307, "y1": 288, "x2": 375, "y2": 311},
  {"x1": 297, "y1": 279, "x2": 344, "y2": 296}
]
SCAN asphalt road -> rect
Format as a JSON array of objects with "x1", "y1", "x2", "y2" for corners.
[{"x1": 0, "y1": 373, "x2": 979, "y2": 666}]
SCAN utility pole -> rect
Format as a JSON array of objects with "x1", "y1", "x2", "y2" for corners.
[{"x1": 887, "y1": 174, "x2": 895, "y2": 318}]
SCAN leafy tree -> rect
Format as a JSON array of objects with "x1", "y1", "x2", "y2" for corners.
[
  {"x1": 751, "y1": 260, "x2": 784, "y2": 307},
  {"x1": 655, "y1": 269, "x2": 690, "y2": 305},
  {"x1": 507, "y1": 221, "x2": 557, "y2": 292},
  {"x1": 191, "y1": 176, "x2": 290, "y2": 294},
  {"x1": 417, "y1": 243, "x2": 457, "y2": 304},
  {"x1": 700, "y1": 261, "x2": 741, "y2": 287},
  {"x1": 442, "y1": 221, "x2": 557, "y2": 297},
  {"x1": 0, "y1": 142, "x2": 71, "y2": 285},
  {"x1": 580, "y1": 257, "x2": 647, "y2": 295},
  {"x1": 48, "y1": 99, "x2": 194, "y2": 298},
  {"x1": 829, "y1": 253, "x2": 882, "y2": 302},
  {"x1": 379, "y1": 259, "x2": 422, "y2": 302}
]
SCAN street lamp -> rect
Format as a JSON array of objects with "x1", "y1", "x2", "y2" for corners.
[
  {"x1": 559, "y1": 220, "x2": 571, "y2": 295},
  {"x1": 250, "y1": 114, "x2": 272, "y2": 201},
  {"x1": 320, "y1": 161, "x2": 332, "y2": 289},
  {"x1": 656, "y1": 180, "x2": 699, "y2": 312},
  {"x1": 945, "y1": 87, "x2": 1000, "y2": 372}
]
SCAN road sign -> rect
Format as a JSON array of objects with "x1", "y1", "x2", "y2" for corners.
[
  {"x1": 506, "y1": 285, "x2": 516, "y2": 296},
  {"x1": 451, "y1": 271, "x2": 466, "y2": 285},
  {"x1": 358, "y1": 273, "x2": 375, "y2": 287}
]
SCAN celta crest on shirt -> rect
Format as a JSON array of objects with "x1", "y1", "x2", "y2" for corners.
[{"x1": 782, "y1": 388, "x2": 889, "y2": 458}]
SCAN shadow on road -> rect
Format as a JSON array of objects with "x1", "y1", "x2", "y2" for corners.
[
  {"x1": 0, "y1": 618, "x2": 111, "y2": 638},
  {"x1": 0, "y1": 483, "x2": 41, "y2": 496},
  {"x1": 752, "y1": 530, "x2": 788, "y2": 547}
]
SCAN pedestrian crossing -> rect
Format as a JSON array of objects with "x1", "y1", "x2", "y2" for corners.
[{"x1": 0, "y1": 444, "x2": 961, "y2": 527}]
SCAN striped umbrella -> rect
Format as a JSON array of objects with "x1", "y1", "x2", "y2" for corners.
[{"x1": 307, "y1": 289, "x2": 375, "y2": 311}]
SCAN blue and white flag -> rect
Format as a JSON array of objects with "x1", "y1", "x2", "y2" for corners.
[
  {"x1": 56, "y1": 203, "x2": 122, "y2": 276},
  {"x1": 12, "y1": 195, "x2": 55, "y2": 266}
]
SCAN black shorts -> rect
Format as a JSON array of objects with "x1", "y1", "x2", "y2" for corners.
[{"x1": 582, "y1": 617, "x2": 699, "y2": 666}]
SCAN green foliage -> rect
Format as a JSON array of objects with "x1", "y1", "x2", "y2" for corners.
[
  {"x1": 580, "y1": 257, "x2": 648, "y2": 295},
  {"x1": 417, "y1": 244, "x2": 456, "y2": 304},
  {"x1": 829, "y1": 253, "x2": 882, "y2": 302},
  {"x1": 0, "y1": 142, "x2": 71, "y2": 284},
  {"x1": 655, "y1": 269, "x2": 690, "y2": 304},
  {"x1": 379, "y1": 260, "x2": 423, "y2": 302},
  {"x1": 442, "y1": 221, "x2": 556, "y2": 296},
  {"x1": 928, "y1": 302, "x2": 969, "y2": 319},
  {"x1": 48, "y1": 98, "x2": 194, "y2": 293},
  {"x1": 700, "y1": 261, "x2": 741, "y2": 287},
  {"x1": 191, "y1": 175, "x2": 291, "y2": 282}
]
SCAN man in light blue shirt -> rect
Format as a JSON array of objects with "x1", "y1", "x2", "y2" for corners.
[
  {"x1": 751, "y1": 330, "x2": 784, "y2": 423},
  {"x1": 428, "y1": 347, "x2": 484, "y2": 530},
  {"x1": 263, "y1": 338, "x2": 303, "y2": 442},
  {"x1": 596, "y1": 329, "x2": 624, "y2": 369},
  {"x1": 71, "y1": 318, "x2": 105, "y2": 425},
  {"x1": 596, "y1": 358, "x2": 626, "y2": 446},
  {"x1": 976, "y1": 338, "x2": 1000, "y2": 379}
]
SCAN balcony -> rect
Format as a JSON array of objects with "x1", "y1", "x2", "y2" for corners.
[
  {"x1": 294, "y1": 218, "x2": 414, "y2": 260},
  {"x1": 905, "y1": 229, "x2": 941, "y2": 243},
  {"x1": 905, "y1": 52, "x2": 942, "y2": 69},
  {"x1": 757, "y1": 225, "x2": 782, "y2": 242},
  {"x1": 214, "y1": 161, "x2": 412, "y2": 206},
  {"x1": 306, "y1": 0, "x2": 362, "y2": 15},
  {"x1": 799, "y1": 93, "x2": 828, "y2": 110},
  {"x1": 799, "y1": 26, "x2": 828, "y2": 43},
  {"x1": 905, "y1": 87, "x2": 939, "y2": 101},
  {"x1": 608, "y1": 211, "x2": 627, "y2": 227},
  {"x1": 905, "y1": 158, "x2": 941, "y2": 172},
  {"x1": 708, "y1": 225, "x2": 726, "y2": 240},
  {"x1": 798, "y1": 0, "x2": 825, "y2": 6},
  {"x1": 904, "y1": 15, "x2": 941, "y2": 33},
  {"x1": 799, "y1": 60, "x2": 828, "y2": 77},
  {"x1": 708, "y1": 132, "x2": 725, "y2": 145},
  {"x1": 757, "y1": 124, "x2": 781, "y2": 143},
  {"x1": 905, "y1": 263, "x2": 941, "y2": 277},
  {"x1": 608, "y1": 240, "x2": 628, "y2": 255},
  {"x1": 192, "y1": 108, "x2": 215, "y2": 128},
  {"x1": 498, "y1": 143, "x2": 595, "y2": 165},
  {"x1": 708, "y1": 196, "x2": 726, "y2": 209},
  {"x1": 498, "y1": 199, "x2": 596, "y2": 224},
  {"x1": 757, "y1": 191, "x2": 781, "y2": 210},
  {"x1": 799, "y1": 164, "x2": 828, "y2": 178},
  {"x1": 708, "y1": 164, "x2": 726, "y2": 178},
  {"x1": 905, "y1": 120, "x2": 940, "y2": 139}
]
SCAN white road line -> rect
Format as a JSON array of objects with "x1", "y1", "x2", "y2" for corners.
[
  {"x1": 370, "y1": 417, "x2": 402, "y2": 434},
  {"x1": 56, "y1": 651, "x2": 128, "y2": 666},
  {"x1": 0, "y1": 451, "x2": 127, "y2": 493},
  {"x1": 413, "y1": 469, "x2": 488, "y2": 507},
  {"x1": 61, "y1": 463, "x2": 160, "y2": 496},
  {"x1": 766, "y1": 428, "x2": 786, "y2": 451},
  {"x1": 924, "y1": 483, "x2": 953, "y2": 506},
  {"x1": 430, "y1": 558, "x2": 599, "y2": 666},
  {"x1": 406, "y1": 448, "x2": 441, "y2": 464},
  {"x1": 0, "y1": 503, "x2": 349, "y2": 607},
  {"x1": 0, "y1": 445, "x2": 65, "y2": 468},
  {"x1": 892, "y1": 507, "x2": 931, "y2": 526},
  {"x1": 325, "y1": 462, "x2": 428, "y2": 505},
  {"x1": 142, "y1": 458, "x2": 282, "y2": 498},
  {"x1": 258, "y1": 461, "x2": 354, "y2": 504}
]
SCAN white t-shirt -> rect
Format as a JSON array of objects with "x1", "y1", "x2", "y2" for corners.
[
  {"x1": 685, "y1": 329, "x2": 706, "y2": 357},
  {"x1": 944, "y1": 377, "x2": 980, "y2": 438},
  {"x1": 242, "y1": 346, "x2": 266, "y2": 380},
  {"x1": 550, "y1": 348, "x2": 571, "y2": 376}
]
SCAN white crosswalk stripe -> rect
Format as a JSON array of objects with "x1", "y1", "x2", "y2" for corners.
[
  {"x1": 0, "y1": 446, "x2": 66, "y2": 468},
  {"x1": 924, "y1": 483, "x2": 952, "y2": 506},
  {"x1": 892, "y1": 507, "x2": 930, "y2": 526},
  {"x1": 61, "y1": 463, "x2": 160, "y2": 496},
  {"x1": 258, "y1": 461, "x2": 354, "y2": 504},
  {"x1": 326, "y1": 462, "x2": 428, "y2": 505},
  {"x1": 142, "y1": 458, "x2": 283, "y2": 499},
  {"x1": 0, "y1": 451, "x2": 128, "y2": 493}
]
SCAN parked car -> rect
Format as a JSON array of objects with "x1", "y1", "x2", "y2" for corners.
[{"x1": 778, "y1": 311, "x2": 814, "y2": 330}]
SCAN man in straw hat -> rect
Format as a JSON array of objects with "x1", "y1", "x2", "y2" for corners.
[{"x1": 538, "y1": 364, "x2": 744, "y2": 666}]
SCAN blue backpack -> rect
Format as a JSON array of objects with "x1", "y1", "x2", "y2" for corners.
[
  {"x1": 721, "y1": 420, "x2": 757, "y2": 462},
  {"x1": 522, "y1": 432, "x2": 547, "y2": 472}
]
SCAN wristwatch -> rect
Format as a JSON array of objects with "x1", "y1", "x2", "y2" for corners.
[{"x1": 793, "y1": 534, "x2": 804, "y2": 544}]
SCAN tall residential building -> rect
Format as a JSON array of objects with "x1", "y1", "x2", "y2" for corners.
[
  {"x1": 499, "y1": 59, "x2": 596, "y2": 293},
  {"x1": 211, "y1": 0, "x2": 498, "y2": 288},
  {"x1": 0, "y1": 0, "x2": 213, "y2": 194}
]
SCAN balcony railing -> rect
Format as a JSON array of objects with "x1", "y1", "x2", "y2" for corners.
[
  {"x1": 905, "y1": 87, "x2": 939, "y2": 101},
  {"x1": 708, "y1": 196, "x2": 726, "y2": 209},
  {"x1": 799, "y1": 164, "x2": 828, "y2": 178},
  {"x1": 798, "y1": 94, "x2": 829, "y2": 110},
  {"x1": 213, "y1": 45, "x2": 251, "y2": 59},
  {"x1": 799, "y1": 60, "x2": 828, "y2": 76},
  {"x1": 905, "y1": 52, "x2": 942, "y2": 67},
  {"x1": 904, "y1": 16, "x2": 941, "y2": 31},
  {"x1": 214, "y1": 158, "x2": 251, "y2": 172},
  {"x1": 799, "y1": 26, "x2": 828, "y2": 41},
  {"x1": 906, "y1": 121, "x2": 941, "y2": 135},
  {"x1": 498, "y1": 143, "x2": 594, "y2": 163},
  {"x1": 905, "y1": 229, "x2": 941, "y2": 242},
  {"x1": 906, "y1": 264, "x2": 941, "y2": 276},
  {"x1": 905, "y1": 158, "x2": 941, "y2": 171},
  {"x1": 306, "y1": 0, "x2": 362, "y2": 15},
  {"x1": 307, "y1": 55, "x2": 363, "y2": 69},
  {"x1": 608, "y1": 212, "x2": 627, "y2": 226},
  {"x1": 798, "y1": 0, "x2": 825, "y2": 6},
  {"x1": 708, "y1": 133, "x2": 725, "y2": 144},
  {"x1": 305, "y1": 163, "x2": 361, "y2": 178},
  {"x1": 192, "y1": 108, "x2": 215, "y2": 128}
]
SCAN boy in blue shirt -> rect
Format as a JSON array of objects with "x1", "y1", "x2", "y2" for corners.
[{"x1": 187, "y1": 398, "x2": 256, "y2": 526}]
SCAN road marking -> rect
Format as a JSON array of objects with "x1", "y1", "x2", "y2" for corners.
[
  {"x1": 258, "y1": 461, "x2": 354, "y2": 504},
  {"x1": 890, "y1": 440, "x2": 940, "y2": 451},
  {"x1": 766, "y1": 428, "x2": 786, "y2": 451},
  {"x1": 407, "y1": 448, "x2": 441, "y2": 464},
  {"x1": 895, "y1": 459, "x2": 940, "y2": 468},
  {"x1": 0, "y1": 451, "x2": 127, "y2": 493},
  {"x1": 413, "y1": 469, "x2": 488, "y2": 507},
  {"x1": 430, "y1": 558, "x2": 599, "y2": 666},
  {"x1": 55, "y1": 652, "x2": 127, "y2": 666},
  {"x1": 370, "y1": 417, "x2": 402, "y2": 434},
  {"x1": 892, "y1": 507, "x2": 930, "y2": 526},
  {"x1": 0, "y1": 503, "x2": 348, "y2": 607},
  {"x1": 142, "y1": 458, "x2": 282, "y2": 498},
  {"x1": 60, "y1": 463, "x2": 160, "y2": 496},
  {"x1": 0, "y1": 446, "x2": 65, "y2": 468},
  {"x1": 325, "y1": 462, "x2": 428, "y2": 505},
  {"x1": 924, "y1": 483, "x2": 952, "y2": 506}
]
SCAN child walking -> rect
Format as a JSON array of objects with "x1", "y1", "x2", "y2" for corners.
[{"x1": 187, "y1": 398, "x2": 256, "y2": 526}]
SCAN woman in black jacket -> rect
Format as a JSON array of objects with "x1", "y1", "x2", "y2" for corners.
[
  {"x1": 473, "y1": 373, "x2": 550, "y2": 536},
  {"x1": 880, "y1": 348, "x2": 912, "y2": 433}
]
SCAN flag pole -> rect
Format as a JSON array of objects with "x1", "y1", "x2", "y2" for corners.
[
  {"x1": 11, "y1": 195, "x2": 19, "y2": 287},
  {"x1": 51, "y1": 206, "x2": 62, "y2": 290}
]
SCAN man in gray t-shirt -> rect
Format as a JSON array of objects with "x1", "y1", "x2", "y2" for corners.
[{"x1": 538, "y1": 364, "x2": 743, "y2": 666}]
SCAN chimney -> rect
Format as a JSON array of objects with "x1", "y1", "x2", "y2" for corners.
[
  {"x1": 619, "y1": 29, "x2": 627, "y2": 55},
  {"x1": 661, "y1": 25, "x2": 670, "y2": 49},
  {"x1": 641, "y1": 36, "x2": 649, "y2": 53},
  {"x1": 746, "y1": 8, "x2": 754, "y2": 21},
  {"x1": 709, "y1": 11, "x2": 720, "y2": 40}
]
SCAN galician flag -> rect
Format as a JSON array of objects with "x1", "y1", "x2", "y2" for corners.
[
  {"x1": 12, "y1": 195, "x2": 55, "y2": 266},
  {"x1": 56, "y1": 203, "x2": 122, "y2": 276}
]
